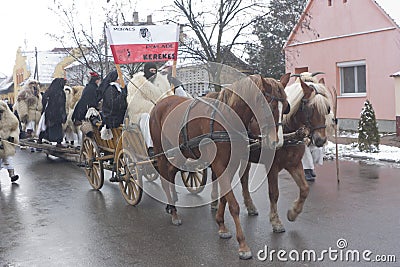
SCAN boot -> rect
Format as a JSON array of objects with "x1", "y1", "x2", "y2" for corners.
[
  {"x1": 304, "y1": 169, "x2": 315, "y2": 182},
  {"x1": 310, "y1": 169, "x2": 317, "y2": 177},
  {"x1": 8, "y1": 169, "x2": 19, "y2": 182}
]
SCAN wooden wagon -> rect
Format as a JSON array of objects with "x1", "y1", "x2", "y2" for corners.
[{"x1": 79, "y1": 121, "x2": 207, "y2": 206}]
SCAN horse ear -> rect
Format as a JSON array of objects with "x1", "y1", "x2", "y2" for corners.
[
  {"x1": 300, "y1": 79, "x2": 313, "y2": 99},
  {"x1": 319, "y1": 78, "x2": 325, "y2": 85},
  {"x1": 280, "y1": 73, "x2": 291, "y2": 88}
]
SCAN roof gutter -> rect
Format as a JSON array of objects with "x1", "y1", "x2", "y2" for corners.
[{"x1": 286, "y1": 26, "x2": 397, "y2": 47}]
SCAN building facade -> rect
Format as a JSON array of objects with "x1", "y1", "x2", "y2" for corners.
[{"x1": 284, "y1": 0, "x2": 400, "y2": 132}]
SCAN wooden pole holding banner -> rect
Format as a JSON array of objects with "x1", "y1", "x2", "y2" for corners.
[{"x1": 115, "y1": 64, "x2": 125, "y2": 88}]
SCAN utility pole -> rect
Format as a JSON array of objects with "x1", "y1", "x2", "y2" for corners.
[{"x1": 34, "y1": 47, "x2": 39, "y2": 82}]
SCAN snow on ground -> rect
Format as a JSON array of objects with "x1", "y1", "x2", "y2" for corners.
[{"x1": 324, "y1": 141, "x2": 400, "y2": 164}]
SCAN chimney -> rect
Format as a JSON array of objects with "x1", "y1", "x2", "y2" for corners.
[
  {"x1": 147, "y1": 15, "x2": 152, "y2": 24},
  {"x1": 133, "y1": 12, "x2": 139, "y2": 23}
]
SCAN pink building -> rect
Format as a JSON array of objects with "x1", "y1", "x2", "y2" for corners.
[{"x1": 284, "y1": 0, "x2": 400, "y2": 132}]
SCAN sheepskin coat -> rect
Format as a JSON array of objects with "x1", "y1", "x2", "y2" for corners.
[
  {"x1": 126, "y1": 72, "x2": 172, "y2": 124},
  {"x1": 15, "y1": 80, "x2": 42, "y2": 126},
  {"x1": 0, "y1": 100, "x2": 20, "y2": 159}
]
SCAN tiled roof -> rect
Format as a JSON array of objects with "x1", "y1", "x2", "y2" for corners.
[
  {"x1": 0, "y1": 75, "x2": 13, "y2": 92},
  {"x1": 22, "y1": 49, "x2": 69, "y2": 85}
]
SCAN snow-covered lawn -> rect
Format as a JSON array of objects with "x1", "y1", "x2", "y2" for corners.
[{"x1": 324, "y1": 141, "x2": 400, "y2": 164}]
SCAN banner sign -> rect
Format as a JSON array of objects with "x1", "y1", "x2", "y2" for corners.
[{"x1": 106, "y1": 24, "x2": 179, "y2": 64}]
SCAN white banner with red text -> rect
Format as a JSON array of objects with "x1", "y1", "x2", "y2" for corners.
[{"x1": 106, "y1": 24, "x2": 179, "y2": 64}]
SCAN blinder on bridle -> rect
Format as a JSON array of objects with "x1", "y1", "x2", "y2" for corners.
[{"x1": 299, "y1": 84, "x2": 329, "y2": 134}]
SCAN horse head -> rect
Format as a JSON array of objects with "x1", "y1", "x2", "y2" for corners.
[
  {"x1": 246, "y1": 74, "x2": 290, "y2": 149},
  {"x1": 284, "y1": 74, "x2": 331, "y2": 147}
]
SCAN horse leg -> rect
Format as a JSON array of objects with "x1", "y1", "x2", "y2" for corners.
[
  {"x1": 267, "y1": 168, "x2": 285, "y2": 233},
  {"x1": 215, "y1": 195, "x2": 231, "y2": 238},
  {"x1": 215, "y1": 162, "x2": 251, "y2": 260},
  {"x1": 224, "y1": 189, "x2": 252, "y2": 259},
  {"x1": 159, "y1": 158, "x2": 182, "y2": 226},
  {"x1": 286, "y1": 164, "x2": 309, "y2": 222},
  {"x1": 240, "y1": 161, "x2": 258, "y2": 216},
  {"x1": 210, "y1": 171, "x2": 219, "y2": 210}
]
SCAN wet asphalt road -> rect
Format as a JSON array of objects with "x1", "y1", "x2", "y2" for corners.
[{"x1": 1, "y1": 148, "x2": 399, "y2": 267}]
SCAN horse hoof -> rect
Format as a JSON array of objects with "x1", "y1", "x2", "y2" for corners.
[
  {"x1": 218, "y1": 231, "x2": 232, "y2": 239},
  {"x1": 239, "y1": 250, "x2": 252, "y2": 260},
  {"x1": 172, "y1": 218, "x2": 182, "y2": 226},
  {"x1": 247, "y1": 209, "x2": 259, "y2": 216},
  {"x1": 210, "y1": 204, "x2": 218, "y2": 211},
  {"x1": 272, "y1": 225, "x2": 286, "y2": 233},
  {"x1": 287, "y1": 209, "x2": 297, "y2": 222}
]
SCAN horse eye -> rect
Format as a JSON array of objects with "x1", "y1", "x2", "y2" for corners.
[{"x1": 327, "y1": 106, "x2": 331, "y2": 114}]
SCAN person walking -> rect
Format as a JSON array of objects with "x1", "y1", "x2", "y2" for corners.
[
  {"x1": 0, "y1": 100, "x2": 20, "y2": 182},
  {"x1": 38, "y1": 78, "x2": 67, "y2": 148},
  {"x1": 302, "y1": 144, "x2": 324, "y2": 182}
]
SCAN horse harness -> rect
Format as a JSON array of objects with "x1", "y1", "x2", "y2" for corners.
[
  {"x1": 299, "y1": 83, "x2": 327, "y2": 134},
  {"x1": 179, "y1": 97, "x2": 250, "y2": 157},
  {"x1": 282, "y1": 84, "x2": 327, "y2": 147},
  {"x1": 178, "y1": 87, "x2": 287, "y2": 156}
]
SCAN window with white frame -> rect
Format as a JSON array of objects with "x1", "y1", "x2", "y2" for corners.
[{"x1": 338, "y1": 61, "x2": 366, "y2": 95}]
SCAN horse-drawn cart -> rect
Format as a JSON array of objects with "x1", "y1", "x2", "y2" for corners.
[{"x1": 79, "y1": 120, "x2": 207, "y2": 206}]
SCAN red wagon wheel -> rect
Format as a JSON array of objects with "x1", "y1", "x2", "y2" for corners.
[
  {"x1": 116, "y1": 148, "x2": 143, "y2": 206},
  {"x1": 80, "y1": 137, "x2": 104, "y2": 190}
]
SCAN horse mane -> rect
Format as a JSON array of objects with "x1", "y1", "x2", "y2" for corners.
[
  {"x1": 283, "y1": 77, "x2": 332, "y2": 126},
  {"x1": 218, "y1": 75, "x2": 264, "y2": 108}
]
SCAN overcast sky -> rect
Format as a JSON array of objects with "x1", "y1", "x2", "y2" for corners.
[
  {"x1": 0, "y1": 0, "x2": 168, "y2": 76},
  {"x1": 0, "y1": 0, "x2": 399, "y2": 77}
]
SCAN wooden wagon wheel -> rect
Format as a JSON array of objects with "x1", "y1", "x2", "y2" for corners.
[
  {"x1": 116, "y1": 148, "x2": 143, "y2": 206},
  {"x1": 181, "y1": 168, "x2": 208, "y2": 194},
  {"x1": 122, "y1": 124, "x2": 159, "y2": 182},
  {"x1": 80, "y1": 137, "x2": 104, "y2": 190}
]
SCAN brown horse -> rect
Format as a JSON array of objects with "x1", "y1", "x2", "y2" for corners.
[
  {"x1": 238, "y1": 73, "x2": 332, "y2": 233},
  {"x1": 149, "y1": 74, "x2": 290, "y2": 259}
]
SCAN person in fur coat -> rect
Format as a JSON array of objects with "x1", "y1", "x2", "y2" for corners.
[
  {"x1": 126, "y1": 62, "x2": 173, "y2": 124},
  {"x1": 125, "y1": 62, "x2": 173, "y2": 159},
  {"x1": 0, "y1": 100, "x2": 20, "y2": 182},
  {"x1": 14, "y1": 79, "x2": 42, "y2": 137},
  {"x1": 63, "y1": 85, "x2": 84, "y2": 145}
]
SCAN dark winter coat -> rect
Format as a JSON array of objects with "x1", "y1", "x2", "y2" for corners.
[
  {"x1": 42, "y1": 78, "x2": 67, "y2": 127},
  {"x1": 71, "y1": 79, "x2": 99, "y2": 122},
  {"x1": 102, "y1": 83, "x2": 127, "y2": 129},
  {"x1": 41, "y1": 78, "x2": 67, "y2": 142}
]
